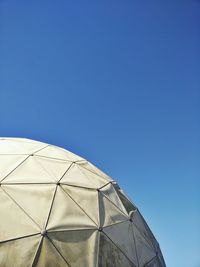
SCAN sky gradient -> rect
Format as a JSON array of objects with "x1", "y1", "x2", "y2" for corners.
[{"x1": 0, "y1": 1, "x2": 200, "y2": 266}]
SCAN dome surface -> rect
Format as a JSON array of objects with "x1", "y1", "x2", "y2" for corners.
[{"x1": 0, "y1": 138, "x2": 166, "y2": 267}]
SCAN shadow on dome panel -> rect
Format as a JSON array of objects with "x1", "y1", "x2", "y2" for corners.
[
  {"x1": 103, "y1": 221, "x2": 138, "y2": 266},
  {"x1": 131, "y1": 210, "x2": 157, "y2": 251},
  {"x1": 144, "y1": 256, "x2": 165, "y2": 267},
  {"x1": 98, "y1": 231, "x2": 135, "y2": 267},
  {"x1": 132, "y1": 224, "x2": 156, "y2": 267},
  {"x1": 47, "y1": 229, "x2": 98, "y2": 267}
]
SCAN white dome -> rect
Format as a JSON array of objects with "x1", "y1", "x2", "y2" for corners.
[{"x1": 0, "y1": 138, "x2": 165, "y2": 267}]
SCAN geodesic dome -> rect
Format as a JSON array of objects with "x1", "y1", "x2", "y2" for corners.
[{"x1": 0, "y1": 138, "x2": 166, "y2": 267}]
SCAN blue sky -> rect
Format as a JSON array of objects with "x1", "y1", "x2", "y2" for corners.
[{"x1": 0, "y1": 1, "x2": 199, "y2": 266}]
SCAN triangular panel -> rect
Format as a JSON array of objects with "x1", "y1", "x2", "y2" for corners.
[
  {"x1": 113, "y1": 183, "x2": 137, "y2": 215},
  {"x1": 0, "y1": 155, "x2": 28, "y2": 182},
  {"x1": 131, "y1": 210, "x2": 156, "y2": 250},
  {"x1": 0, "y1": 234, "x2": 40, "y2": 267},
  {"x1": 47, "y1": 186, "x2": 96, "y2": 231},
  {"x1": 132, "y1": 224, "x2": 156, "y2": 266},
  {"x1": 2, "y1": 156, "x2": 56, "y2": 184},
  {"x1": 77, "y1": 161, "x2": 113, "y2": 182},
  {"x1": 61, "y1": 185, "x2": 99, "y2": 225},
  {"x1": 0, "y1": 187, "x2": 39, "y2": 242},
  {"x1": 34, "y1": 156, "x2": 72, "y2": 182},
  {"x1": 99, "y1": 192, "x2": 127, "y2": 227},
  {"x1": 35, "y1": 237, "x2": 70, "y2": 267},
  {"x1": 100, "y1": 183, "x2": 127, "y2": 215},
  {"x1": 35, "y1": 145, "x2": 84, "y2": 162},
  {"x1": 103, "y1": 221, "x2": 137, "y2": 266},
  {"x1": 60, "y1": 163, "x2": 107, "y2": 189},
  {"x1": 98, "y1": 231, "x2": 135, "y2": 267},
  {"x1": 2, "y1": 184, "x2": 56, "y2": 229},
  {"x1": 48, "y1": 229, "x2": 98, "y2": 267}
]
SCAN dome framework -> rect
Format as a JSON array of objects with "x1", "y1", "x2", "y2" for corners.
[{"x1": 0, "y1": 138, "x2": 166, "y2": 267}]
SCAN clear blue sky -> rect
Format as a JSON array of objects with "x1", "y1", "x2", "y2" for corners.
[{"x1": 0, "y1": 1, "x2": 199, "y2": 266}]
